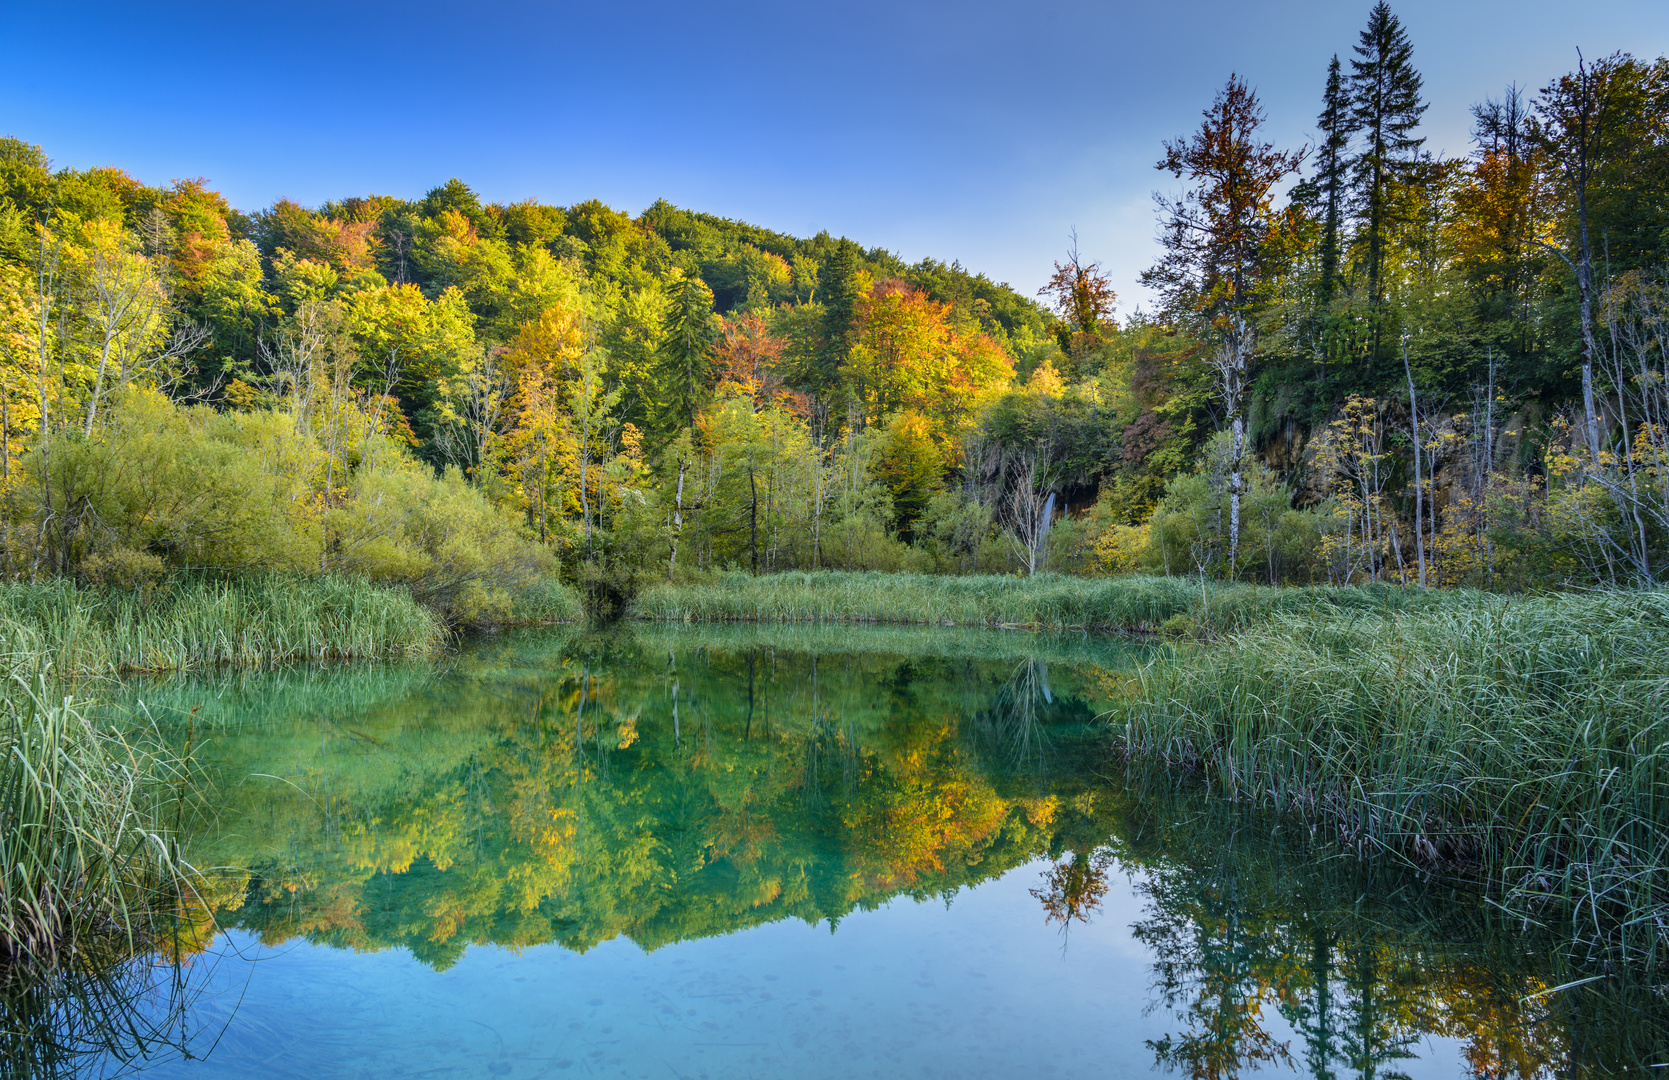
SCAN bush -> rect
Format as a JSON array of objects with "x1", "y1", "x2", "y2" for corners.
[
  {"x1": 77, "y1": 548, "x2": 165, "y2": 594},
  {"x1": 332, "y1": 465, "x2": 555, "y2": 626},
  {"x1": 6, "y1": 389, "x2": 562, "y2": 627}
]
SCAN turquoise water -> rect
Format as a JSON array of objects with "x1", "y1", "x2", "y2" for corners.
[{"x1": 14, "y1": 625, "x2": 1662, "y2": 1078}]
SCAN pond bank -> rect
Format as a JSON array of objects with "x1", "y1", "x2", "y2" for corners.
[{"x1": 0, "y1": 575, "x2": 448, "y2": 677}]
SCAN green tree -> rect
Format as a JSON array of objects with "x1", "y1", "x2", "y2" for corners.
[
  {"x1": 1349, "y1": 2, "x2": 1427, "y2": 338},
  {"x1": 656, "y1": 271, "x2": 716, "y2": 432},
  {"x1": 816, "y1": 238, "x2": 863, "y2": 405},
  {"x1": 1314, "y1": 55, "x2": 1354, "y2": 308}
]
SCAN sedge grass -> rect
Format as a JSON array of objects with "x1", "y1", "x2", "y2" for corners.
[
  {"x1": 0, "y1": 678, "x2": 194, "y2": 979},
  {"x1": 1110, "y1": 588, "x2": 1669, "y2": 968},
  {"x1": 0, "y1": 575, "x2": 447, "y2": 678}
]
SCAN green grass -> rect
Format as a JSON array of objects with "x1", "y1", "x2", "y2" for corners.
[
  {"x1": 0, "y1": 575, "x2": 448, "y2": 678},
  {"x1": 1, "y1": 678, "x2": 192, "y2": 978},
  {"x1": 503, "y1": 575, "x2": 586, "y2": 626},
  {"x1": 1109, "y1": 588, "x2": 1669, "y2": 968},
  {"x1": 629, "y1": 570, "x2": 1464, "y2": 632}
]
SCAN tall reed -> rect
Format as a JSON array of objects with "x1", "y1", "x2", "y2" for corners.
[
  {"x1": 630, "y1": 570, "x2": 1462, "y2": 632},
  {"x1": 0, "y1": 678, "x2": 193, "y2": 978},
  {"x1": 0, "y1": 575, "x2": 447, "y2": 677},
  {"x1": 1111, "y1": 589, "x2": 1669, "y2": 967}
]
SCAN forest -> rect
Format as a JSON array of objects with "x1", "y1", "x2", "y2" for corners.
[{"x1": 1, "y1": 6, "x2": 1664, "y2": 617}]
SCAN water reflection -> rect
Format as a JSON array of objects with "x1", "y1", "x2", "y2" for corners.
[
  {"x1": 1089, "y1": 789, "x2": 1669, "y2": 1079},
  {"x1": 13, "y1": 625, "x2": 1663, "y2": 1078},
  {"x1": 1, "y1": 936, "x2": 221, "y2": 1079}
]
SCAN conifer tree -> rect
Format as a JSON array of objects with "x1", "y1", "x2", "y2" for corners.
[
  {"x1": 1315, "y1": 55, "x2": 1354, "y2": 306},
  {"x1": 816, "y1": 238, "x2": 862, "y2": 403},
  {"x1": 1349, "y1": 2, "x2": 1426, "y2": 322},
  {"x1": 657, "y1": 272, "x2": 717, "y2": 432},
  {"x1": 1144, "y1": 76, "x2": 1304, "y2": 576}
]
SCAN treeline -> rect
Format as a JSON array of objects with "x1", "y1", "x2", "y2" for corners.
[
  {"x1": 0, "y1": 0, "x2": 1665, "y2": 603},
  {"x1": 1114, "y1": 4, "x2": 1669, "y2": 588}
]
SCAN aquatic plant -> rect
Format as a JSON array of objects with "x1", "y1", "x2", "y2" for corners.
[
  {"x1": 0, "y1": 679, "x2": 193, "y2": 980},
  {"x1": 0, "y1": 574, "x2": 448, "y2": 677},
  {"x1": 1111, "y1": 588, "x2": 1669, "y2": 968},
  {"x1": 629, "y1": 570, "x2": 1462, "y2": 632}
]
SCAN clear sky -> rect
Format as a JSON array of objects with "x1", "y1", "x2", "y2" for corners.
[{"x1": 4, "y1": 0, "x2": 1666, "y2": 311}]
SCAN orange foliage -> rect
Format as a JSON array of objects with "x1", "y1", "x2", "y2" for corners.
[
  {"x1": 850, "y1": 279, "x2": 1013, "y2": 432},
  {"x1": 714, "y1": 311, "x2": 804, "y2": 415}
]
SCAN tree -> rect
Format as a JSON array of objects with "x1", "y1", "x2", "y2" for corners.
[
  {"x1": 1142, "y1": 75, "x2": 1304, "y2": 574},
  {"x1": 655, "y1": 270, "x2": 716, "y2": 433},
  {"x1": 713, "y1": 311, "x2": 791, "y2": 412},
  {"x1": 816, "y1": 238, "x2": 863, "y2": 406},
  {"x1": 1037, "y1": 232, "x2": 1116, "y2": 352},
  {"x1": 1314, "y1": 55, "x2": 1354, "y2": 307},
  {"x1": 1457, "y1": 84, "x2": 1547, "y2": 370},
  {"x1": 1534, "y1": 52, "x2": 1636, "y2": 463},
  {"x1": 1349, "y1": 2, "x2": 1427, "y2": 334}
]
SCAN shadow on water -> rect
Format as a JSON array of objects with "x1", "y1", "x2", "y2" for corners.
[{"x1": 18, "y1": 624, "x2": 1667, "y2": 1078}]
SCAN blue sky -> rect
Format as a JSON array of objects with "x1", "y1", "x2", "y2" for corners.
[{"x1": 4, "y1": 0, "x2": 1666, "y2": 309}]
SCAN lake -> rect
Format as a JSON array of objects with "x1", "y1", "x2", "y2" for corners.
[{"x1": 16, "y1": 625, "x2": 1663, "y2": 1078}]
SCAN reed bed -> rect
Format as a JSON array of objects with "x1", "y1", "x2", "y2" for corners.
[
  {"x1": 0, "y1": 575, "x2": 447, "y2": 677},
  {"x1": 504, "y1": 575, "x2": 586, "y2": 625},
  {"x1": 629, "y1": 570, "x2": 1460, "y2": 632},
  {"x1": 0, "y1": 679, "x2": 192, "y2": 978},
  {"x1": 1111, "y1": 588, "x2": 1669, "y2": 967}
]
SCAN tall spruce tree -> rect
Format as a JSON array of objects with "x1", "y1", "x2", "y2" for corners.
[
  {"x1": 657, "y1": 271, "x2": 718, "y2": 432},
  {"x1": 816, "y1": 238, "x2": 862, "y2": 399},
  {"x1": 1349, "y1": 2, "x2": 1426, "y2": 322},
  {"x1": 1315, "y1": 55, "x2": 1354, "y2": 305}
]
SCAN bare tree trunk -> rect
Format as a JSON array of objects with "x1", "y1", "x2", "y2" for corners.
[
  {"x1": 1403, "y1": 337, "x2": 1426, "y2": 587},
  {"x1": 579, "y1": 448, "x2": 590, "y2": 545},
  {"x1": 669, "y1": 454, "x2": 685, "y2": 581},
  {"x1": 1213, "y1": 316, "x2": 1251, "y2": 577},
  {"x1": 748, "y1": 460, "x2": 759, "y2": 576}
]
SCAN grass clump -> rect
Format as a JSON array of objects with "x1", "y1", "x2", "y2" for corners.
[
  {"x1": 0, "y1": 574, "x2": 447, "y2": 677},
  {"x1": 1, "y1": 679, "x2": 193, "y2": 979},
  {"x1": 1110, "y1": 588, "x2": 1669, "y2": 967}
]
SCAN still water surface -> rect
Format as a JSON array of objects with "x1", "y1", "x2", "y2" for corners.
[{"x1": 37, "y1": 626, "x2": 1665, "y2": 1077}]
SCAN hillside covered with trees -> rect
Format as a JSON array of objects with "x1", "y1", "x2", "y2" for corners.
[{"x1": 1, "y1": 2, "x2": 1666, "y2": 615}]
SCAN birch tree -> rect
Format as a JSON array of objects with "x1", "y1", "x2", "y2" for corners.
[{"x1": 1142, "y1": 75, "x2": 1303, "y2": 575}]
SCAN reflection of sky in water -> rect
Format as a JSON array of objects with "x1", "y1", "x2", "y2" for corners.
[{"x1": 148, "y1": 858, "x2": 1463, "y2": 1080}]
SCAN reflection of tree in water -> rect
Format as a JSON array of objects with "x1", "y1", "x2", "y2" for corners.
[
  {"x1": 1117, "y1": 788, "x2": 1669, "y2": 1080},
  {"x1": 1138, "y1": 867, "x2": 1296, "y2": 1079},
  {"x1": 1030, "y1": 846, "x2": 1115, "y2": 952},
  {"x1": 169, "y1": 637, "x2": 1119, "y2": 967},
  {"x1": 964, "y1": 659, "x2": 1094, "y2": 780},
  {"x1": 114, "y1": 635, "x2": 1669, "y2": 1078}
]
